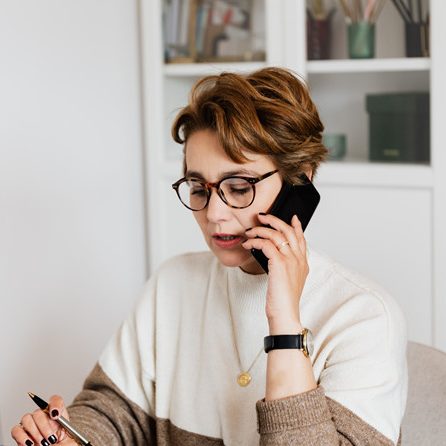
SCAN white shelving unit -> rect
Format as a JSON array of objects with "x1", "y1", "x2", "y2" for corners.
[
  {"x1": 139, "y1": 0, "x2": 446, "y2": 351},
  {"x1": 164, "y1": 61, "x2": 267, "y2": 77},
  {"x1": 307, "y1": 57, "x2": 431, "y2": 73}
]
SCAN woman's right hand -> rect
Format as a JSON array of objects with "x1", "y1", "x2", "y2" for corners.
[{"x1": 11, "y1": 395, "x2": 76, "y2": 445}]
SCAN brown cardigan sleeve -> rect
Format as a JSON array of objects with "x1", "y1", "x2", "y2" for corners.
[
  {"x1": 67, "y1": 363, "x2": 155, "y2": 445},
  {"x1": 256, "y1": 386, "x2": 399, "y2": 446}
]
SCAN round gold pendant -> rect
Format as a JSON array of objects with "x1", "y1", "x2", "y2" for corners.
[{"x1": 237, "y1": 372, "x2": 252, "y2": 387}]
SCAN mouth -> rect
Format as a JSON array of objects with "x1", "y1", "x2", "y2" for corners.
[{"x1": 212, "y1": 233, "x2": 245, "y2": 249}]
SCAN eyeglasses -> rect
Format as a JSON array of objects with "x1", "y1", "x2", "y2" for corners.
[{"x1": 172, "y1": 170, "x2": 279, "y2": 211}]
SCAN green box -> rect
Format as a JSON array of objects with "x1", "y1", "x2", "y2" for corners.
[{"x1": 366, "y1": 92, "x2": 430, "y2": 163}]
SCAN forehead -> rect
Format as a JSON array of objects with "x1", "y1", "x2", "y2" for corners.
[{"x1": 185, "y1": 129, "x2": 274, "y2": 178}]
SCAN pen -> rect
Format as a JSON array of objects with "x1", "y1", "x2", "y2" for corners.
[{"x1": 28, "y1": 393, "x2": 93, "y2": 446}]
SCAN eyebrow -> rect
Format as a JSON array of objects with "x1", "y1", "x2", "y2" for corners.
[{"x1": 185, "y1": 168, "x2": 260, "y2": 180}]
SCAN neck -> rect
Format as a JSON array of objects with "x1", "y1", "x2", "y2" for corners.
[{"x1": 239, "y1": 257, "x2": 266, "y2": 275}]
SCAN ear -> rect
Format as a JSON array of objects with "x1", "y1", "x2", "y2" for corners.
[{"x1": 304, "y1": 168, "x2": 313, "y2": 182}]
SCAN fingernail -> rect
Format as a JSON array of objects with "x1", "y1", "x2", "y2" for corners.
[
  {"x1": 50, "y1": 409, "x2": 59, "y2": 419},
  {"x1": 25, "y1": 440, "x2": 33, "y2": 446},
  {"x1": 48, "y1": 435, "x2": 57, "y2": 444},
  {"x1": 259, "y1": 212, "x2": 267, "y2": 216},
  {"x1": 245, "y1": 227, "x2": 252, "y2": 232},
  {"x1": 41, "y1": 440, "x2": 49, "y2": 446}
]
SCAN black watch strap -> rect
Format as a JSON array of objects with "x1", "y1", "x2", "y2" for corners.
[{"x1": 264, "y1": 334, "x2": 304, "y2": 353}]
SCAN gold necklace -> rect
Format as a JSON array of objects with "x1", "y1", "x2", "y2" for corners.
[
  {"x1": 226, "y1": 276, "x2": 264, "y2": 387},
  {"x1": 236, "y1": 349, "x2": 264, "y2": 387}
]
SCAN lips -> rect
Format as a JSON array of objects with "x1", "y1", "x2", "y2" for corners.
[{"x1": 212, "y1": 233, "x2": 244, "y2": 249}]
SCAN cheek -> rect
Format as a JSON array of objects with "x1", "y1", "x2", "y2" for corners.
[
  {"x1": 252, "y1": 186, "x2": 281, "y2": 216},
  {"x1": 232, "y1": 187, "x2": 282, "y2": 229},
  {"x1": 232, "y1": 209, "x2": 262, "y2": 231},
  {"x1": 193, "y1": 211, "x2": 209, "y2": 235}
]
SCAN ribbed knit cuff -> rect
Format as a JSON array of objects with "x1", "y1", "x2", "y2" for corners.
[{"x1": 256, "y1": 386, "x2": 331, "y2": 434}]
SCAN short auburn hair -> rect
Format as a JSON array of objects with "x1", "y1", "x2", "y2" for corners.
[{"x1": 172, "y1": 67, "x2": 328, "y2": 184}]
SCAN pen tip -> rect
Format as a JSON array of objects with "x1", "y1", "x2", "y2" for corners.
[{"x1": 27, "y1": 392, "x2": 49, "y2": 410}]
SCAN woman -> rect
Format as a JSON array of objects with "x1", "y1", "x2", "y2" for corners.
[{"x1": 12, "y1": 67, "x2": 407, "y2": 446}]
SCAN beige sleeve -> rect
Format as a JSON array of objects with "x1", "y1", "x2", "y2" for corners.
[
  {"x1": 256, "y1": 386, "x2": 400, "y2": 446},
  {"x1": 67, "y1": 363, "x2": 155, "y2": 445}
]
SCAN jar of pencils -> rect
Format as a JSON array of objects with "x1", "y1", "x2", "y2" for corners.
[
  {"x1": 389, "y1": 0, "x2": 430, "y2": 57},
  {"x1": 306, "y1": 2, "x2": 336, "y2": 60},
  {"x1": 348, "y1": 21, "x2": 375, "y2": 58},
  {"x1": 307, "y1": 17, "x2": 331, "y2": 60},
  {"x1": 339, "y1": 0, "x2": 385, "y2": 59},
  {"x1": 405, "y1": 22, "x2": 429, "y2": 57}
]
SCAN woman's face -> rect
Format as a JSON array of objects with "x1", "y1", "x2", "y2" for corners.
[{"x1": 185, "y1": 129, "x2": 283, "y2": 274}]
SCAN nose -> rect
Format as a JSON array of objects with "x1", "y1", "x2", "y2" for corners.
[{"x1": 205, "y1": 187, "x2": 231, "y2": 223}]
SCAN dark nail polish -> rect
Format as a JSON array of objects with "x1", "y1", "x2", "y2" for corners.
[
  {"x1": 25, "y1": 440, "x2": 33, "y2": 446},
  {"x1": 50, "y1": 409, "x2": 59, "y2": 418},
  {"x1": 48, "y1": 435, "x2": 57, "y2": 444},
  {"x1": 259, "y1": 212, "x2": 267, "y2": 216},
  {"x1": 41, "y1": 439, "x2": 49, "y2": 446}
]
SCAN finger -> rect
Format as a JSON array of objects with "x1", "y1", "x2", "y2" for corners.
[
  {"x1": 242, "y1": 238, "x2": 285, "y2": 265},
  {"x1": 257, "y1": 213, "x2": 301, "y2": 254},
  {"x1": 48, "y1": 395, "x2": 69, "y2": 420},
  {"x1": 58, "y1": 438, "x2": 79, "y2": 446},
  {"x1": 20, "y1": 413, "x2": 46, "y2": 445},
  {"x1": 48, "y1": 395, "x2": 70, "y2": 442},
  {"x1": 245, "y1": 226, "x2": 293, "y2": 253},
  {"x1": 11, "y1": 423, "x2": 34, "y2": 446},
  {"x1": 291, "y1": 215, "x2": 307, "y2": 257},
  {"x1": 32, "y1": 409, "x2": 59, "y2": 444}
]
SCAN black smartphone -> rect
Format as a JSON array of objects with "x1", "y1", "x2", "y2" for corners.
[{"x1": 251, "y1": 175, "x2": 320, "y2": 273}]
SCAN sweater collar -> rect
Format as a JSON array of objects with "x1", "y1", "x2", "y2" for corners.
[
  {"x1": 223, "y1": 245, "x2": 332, "y2": 314},
  {"x1": 226, "y1": 263, "x2": 268, "y2": 316}
]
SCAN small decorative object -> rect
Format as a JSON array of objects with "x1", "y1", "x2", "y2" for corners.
[
  {"x1": 307, "y1": 1, "x2": 336, "y2": 60},
  {"x1": 338, "y1": 0, "x2": 386, "y2": 59},
  {"x1": 366, "y1": 92, "x2": 430, "y2": 163},
  {"x1": 348, "y1": 21, "x2": 375, "y2": 58},
  {"x1": 390, "y1": 0, "x2": 429, "y2": 57},
  {"x1": 322, "y1": 133, "x2": 347, "y2": 160}
]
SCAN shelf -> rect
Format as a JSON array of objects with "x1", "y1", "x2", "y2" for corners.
[
  {"x1": 307, "y1": 58, "x2": 431, "y2": 74},
  {"x1": 164, "y1": 58, "x2": 430, "y2": 77},
  {"x1": 316, "y1": 161, "x2": 433, "y2": 188},
  {"x1": 164, "y1": 61, "x2": 267, "y2": 77},
  {"x1": 161, "y1": 160, "x2": 433, "y2": 188}
]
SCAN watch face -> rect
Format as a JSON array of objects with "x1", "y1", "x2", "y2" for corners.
[{"x1": 304, "y1": 329, "x2": 314, "y2": 356}]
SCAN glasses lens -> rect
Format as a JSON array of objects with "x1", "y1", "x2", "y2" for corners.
[
  {"x1": 220, "y1": 178, "x2": 254, "y2": 208},
  {"x1": 177, "y1": 180, "x2": 208, "y2": 210}
]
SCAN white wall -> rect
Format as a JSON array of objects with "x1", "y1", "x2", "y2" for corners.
[{"x1": 0, "y1": 1, "x2": 146, "y2": 441}]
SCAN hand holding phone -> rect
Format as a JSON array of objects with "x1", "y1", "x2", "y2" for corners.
[{"x1": 251, "y1": 175, "x2": 320, "y2": 273}]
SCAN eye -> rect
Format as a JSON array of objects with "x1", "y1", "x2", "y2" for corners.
[
  {"x1": 186, "y1": 179, "x2": 207, "y2": 195},
  {"x1": 190, "y1": 184, "x2": 207, "y2": 196},
  {"x1": 191, "y1": 189, "x2": 206, "y2": 197},
  {"x1": 229, "y1": 185, "x2": 251, "y2": 195},
  {"x1": 222, "y1": 178, "x2": 252, "y2": 196}
]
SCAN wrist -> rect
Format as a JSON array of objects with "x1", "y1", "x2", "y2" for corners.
[{"x1": 268, "y1": 318, "x2": 303, "y2": 335}]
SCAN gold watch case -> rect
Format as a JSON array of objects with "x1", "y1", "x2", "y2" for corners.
[{"x1": 302, "y1": 328, "x2": 314, "y2": 357}]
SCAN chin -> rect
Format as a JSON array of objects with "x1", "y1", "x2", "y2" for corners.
[{"x1": 209, "y1": 247, "x2": 251, "y2": 268}]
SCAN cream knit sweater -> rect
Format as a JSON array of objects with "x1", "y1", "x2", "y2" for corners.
[{"x1": 68, "y1": 247, "x2": 407, "y2": 445}]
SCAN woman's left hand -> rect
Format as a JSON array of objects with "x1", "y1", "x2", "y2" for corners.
[{"x1": 242, "y1": 213, "x2": 309, "y2": 334}]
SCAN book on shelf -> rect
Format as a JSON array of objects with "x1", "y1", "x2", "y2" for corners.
[{"x1": 163, "y1": 0, "x2": 265, "y2": 64}]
